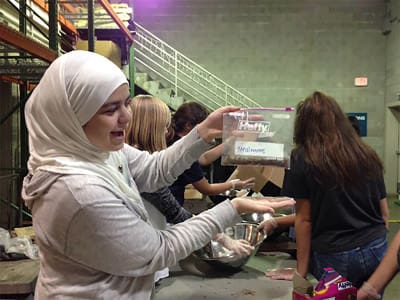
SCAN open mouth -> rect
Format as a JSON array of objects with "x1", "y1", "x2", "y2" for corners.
[{"x1": 111, "y1": 130, "x2": 125, "y2": 138}]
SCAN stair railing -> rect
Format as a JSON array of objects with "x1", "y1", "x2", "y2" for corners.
[{"x1": 133, "y1": 22, "x2": 262, "y2": 111}]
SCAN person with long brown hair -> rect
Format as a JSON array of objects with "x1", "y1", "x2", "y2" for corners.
[{"x1": 282, "y1": 91, "x2": 388, "y2": 290}]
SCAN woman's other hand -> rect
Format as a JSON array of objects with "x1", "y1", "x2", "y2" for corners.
[
  {"x1": 231, "y1": 197, "x2": 295, "y2": 215},
  {"x1": 265, "y1": 268, "x2": 295, "y2": 281},
  {"x1": 234, "y1": 177, "x2": 255, "y2": 190},
  {"x1": 258, "y1": 218, "x2": 278, "y2": 236},
  {"x1": 357, "y1": 282, "x2": 381, "y2": 300}
]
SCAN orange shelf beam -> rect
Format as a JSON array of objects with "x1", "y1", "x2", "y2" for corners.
[
  {"x1": 0, "y1": 23, "x2": 57, "y2": 63},
  {"x1": 0, "y1": 76, "x2": 37, "y2": 90},
  {"x1": 31, "y1": 0, "x2": 78, "y2": 36},
  {"x1": 98, "y1": 0, "x2": 134, "y2": 43},
  {"x1": 59, "y1": 1, "x2": 77, "y2": 14}
]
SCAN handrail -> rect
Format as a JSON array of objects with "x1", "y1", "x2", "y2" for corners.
[
  {"x1": 135, "y1": 57, "x2": 215, "y2": 111},
  {"x1": 134, "y1": 47, "x2": 221, "y2": 109},
  {"x1": 134, "y1": 22, "x2": 262, "y2": 110}
]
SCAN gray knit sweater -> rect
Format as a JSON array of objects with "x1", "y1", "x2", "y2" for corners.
[{"x1": 22, "y1": 130, "x2": 241, "y2": 300}]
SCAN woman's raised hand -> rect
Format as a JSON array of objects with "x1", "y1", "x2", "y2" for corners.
[{"x1": 196, "y1": 106, "x2": 240, "y2": 143}]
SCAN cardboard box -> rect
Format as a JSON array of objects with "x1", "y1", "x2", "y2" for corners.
[
  {"x1": 268, "y1": 165, "x2": 285, "y2": 188},
  {"x1": 184, "y1": 185, "x2": 203, "y2": 200},
  {"x1": 76, "y1": 40, "x2": 121, "y2": 68},
  {"x1": 230, "y1": 165, "x2": 285, "y2": 192}
]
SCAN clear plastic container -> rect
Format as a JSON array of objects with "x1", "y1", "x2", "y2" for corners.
[{"x1": 221, "y1": 107, "x2": 295, "y2": 167}]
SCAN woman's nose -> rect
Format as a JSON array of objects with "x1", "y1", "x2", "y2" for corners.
[{"x1": 120, "y1": 105, "x2": 132, "y2": 125}]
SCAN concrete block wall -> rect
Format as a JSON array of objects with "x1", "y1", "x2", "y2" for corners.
[
  {"x1": 384, "y1": 1, "x2": 400, "y2": 194},
  {"x1": 385, "y1": 0, "x2": 400, "y2": 103},
  {"x1": 134, "y1": 0, "x2": 400, "y2": 192}
]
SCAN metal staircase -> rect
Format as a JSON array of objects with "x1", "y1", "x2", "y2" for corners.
[
  {"x1": 0, "y1": 0, "x2": 262, "y2": 113},
  {"x1": 133, "y1": 22, "x2": 262, "y2": 111}
]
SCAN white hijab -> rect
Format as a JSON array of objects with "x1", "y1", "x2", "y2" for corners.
[{"x1": 24, "y1": 50, "x2": 141, "y2": 203}]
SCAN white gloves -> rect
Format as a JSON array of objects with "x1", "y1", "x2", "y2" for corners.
[{"x1": 214, "y1": 233, "x2": 254, "y2": 256}]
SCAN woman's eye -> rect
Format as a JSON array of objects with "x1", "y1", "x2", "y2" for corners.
[{"x1": 104, "y1": 106, "x2": 118, "y2": 114}]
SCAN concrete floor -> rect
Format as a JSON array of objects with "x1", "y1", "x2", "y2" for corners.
[
  {"x1": 155, "y1": 197, "x2": 400, "y2": 300},
  {"x1": 154, "y1": 252, "x2": 296, "y2": 300}
]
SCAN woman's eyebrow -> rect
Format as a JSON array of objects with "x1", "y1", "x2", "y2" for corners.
[
  {"x1": 102, "y1": 96, "x2": 130, "y2": 108},
  {"x1": 101, "y1": 102, "x2": 119, "y2": 108}
]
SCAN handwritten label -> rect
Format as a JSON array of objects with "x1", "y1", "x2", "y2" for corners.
[{"x1": 234, "y1": 141, "x2": 284, "y2": 158}]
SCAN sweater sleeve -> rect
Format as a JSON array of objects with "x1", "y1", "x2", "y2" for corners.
[
  {"x1": 64, "y1": 181, "x2": 241, "y2": 277},
  {"x1": 140, "y1": 187, "x2": 192, "y2": 224},
  {"x1": 123, "y1": 128, "x2": 212, "y2": 193}
]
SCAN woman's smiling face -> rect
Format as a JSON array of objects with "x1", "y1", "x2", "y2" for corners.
[{"x1": 83, "y1": 84, "x2": 131, "y2": 151}]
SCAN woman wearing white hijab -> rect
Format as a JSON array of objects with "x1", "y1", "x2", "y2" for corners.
[{"x1": 22, "y1": 50, "x2": 294, "y2": 300}]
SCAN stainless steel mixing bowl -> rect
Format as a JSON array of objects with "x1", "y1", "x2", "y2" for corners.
[
  {"x1": 240, "y1": 212, "x2": 287, "y2": 224},
  {"x1": 240, "y1": 212, "x2": 274, "y2": 224},
  {"x1": 194, "y1": 222, "x2": 266, "y2": 269}
]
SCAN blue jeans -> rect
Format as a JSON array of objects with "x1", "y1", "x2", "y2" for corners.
[{"x1": 310, "y1": 236, "x2": 387, "y2": 289}]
